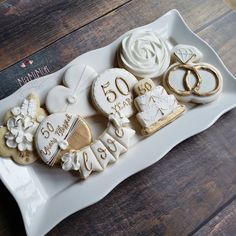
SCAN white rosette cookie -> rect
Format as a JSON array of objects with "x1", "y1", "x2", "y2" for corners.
[{"x1": 117, "y1": 29, "x2": 170, "y2": 79}]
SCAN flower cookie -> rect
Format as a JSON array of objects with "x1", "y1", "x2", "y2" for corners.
[
  {"x1": 163, "y1": 44, "x2": 223, "y2": 104},
  {"x1": 134, "y1": 78, "x2": 185, "y2": 135},
  {"x1": 0, "y1": 93, "x2": 46, "y2": 165},
  {"x1": 117, "y1": 29, "x2": 170, "y2": 79},
  {"x1": 35, "y1": 112, "x2": 92, "y2": 166},
  {"x1": 91, "y1": 68, "x2": 138, "y2": 118},
  {"x1": 61, "y1": 114, "x2": 135, "y2": 179},
  {"x1": 46, "y1": 64, "x2": 98, "y2": 117}
]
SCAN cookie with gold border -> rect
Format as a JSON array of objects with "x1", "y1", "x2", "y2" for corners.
[{"x1": 0, "y1": 93, "x2": 46, "y2": 165}]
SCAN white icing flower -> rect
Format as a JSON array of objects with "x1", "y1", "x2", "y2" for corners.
[
  {"x1": 5, "y1": 115, "x2": 38, "y2": 151},
  {"x1": 61, "y1": 151, "x2": 80, "y2": 171},
  {"x1": 5, "y1": 98, "x2": 39, "y2": 152},
  {"x1": 118, "y1": 30, "x2": 170, "y2": 78},
  {"x1": 20, "y1": 98, "x2": 37, "y2": 118},
  {"x1": 59, "y1": 140, "x2": 69, "y2": 150}
]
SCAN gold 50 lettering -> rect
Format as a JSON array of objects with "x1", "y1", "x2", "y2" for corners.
[
  {"x1": 41, "y1": 122, "x2": 54, "y2": 139},
  {"x1": 137, "y1": 82, "x2": 153, "y2": 95},
  {"x1": 101, "y1": 77, "x2": 130, "y2": 103}
]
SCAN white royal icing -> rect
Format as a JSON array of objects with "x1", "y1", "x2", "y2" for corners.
[
  {"x1": 61, "y1": 151, "x2": 81, "y2": 171},
  {"x1": 5, "y1": 98, "x2": 40, "y2": 152},
  {"x1": 90, "y1": 140, "x2": 116, "y2": 169},
  {"x1": 117, "y1": 30, "x2": 170, "y2": 78},
  {"x1": 135, "y1": 86, "x2": 179, "y2": 128},
  {"x1": 61, "y1": 116, "x2": 135, "y2": 179},
  {"x1": 74, "y1": 146, "x2": 103, "y2": 179},
  {"x1": 99, "y1": 132, "x2": 127, "y2": 159},
  {"x1": 35, "y1": 112, "x2": 81, "y2": 165},
  {"x1": 92, "y1": 68, "x2": 138, "y2": 118},
  {"x1": 172, "y1": 44, "x2": 203, "y2": 63},
  {"x1": 106, "y1": 123, "x2": 135, "y2": 148},
  {"x1": 46, "y1": 64, "x2": 98, "y2": 117},
  {"x1": 108, "y1": 113, "x2": 130, "y2": 128}
]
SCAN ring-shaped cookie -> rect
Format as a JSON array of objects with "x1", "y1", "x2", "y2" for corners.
[{"x1": 165, "y1": 63, "x2": 222, "y2": 97}]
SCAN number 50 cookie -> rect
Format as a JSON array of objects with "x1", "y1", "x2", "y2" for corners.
[{"x1": 91, "y1": 68, "x2": 138, "y2": 118}]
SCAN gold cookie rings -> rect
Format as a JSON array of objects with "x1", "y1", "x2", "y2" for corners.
[
  {"x1": 163, "y1": 45, "x2": 223, "y2": 103},
  {"x1": 165, "y1": 63, "x2": 222, "y2": 97}
]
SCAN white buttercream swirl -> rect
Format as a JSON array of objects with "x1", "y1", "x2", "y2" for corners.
[{"x1": 118, "y1": 30, "x2": 170, "y2": 78}]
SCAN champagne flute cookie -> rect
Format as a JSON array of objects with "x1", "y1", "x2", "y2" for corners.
[{"x1": 0, "y1": 93, "x2": 46, "y2": 165}]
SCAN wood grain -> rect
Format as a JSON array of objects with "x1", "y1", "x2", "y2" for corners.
[
  {"x1": 0, "y1": 0, "x2": 130, "y2": 70},
  {"x1": 198, "y1": 11, "x2": 236, "y2": 75},
  {"x1": 193, "y1": 197, "x2": 236, "y2": 235},
  {"x1": 47, "y1": 108, "x2": 236, "y2": 236},
  {"x1": 0, "y1": 0, "x2": 230, "y2": 100},
  {"x1": 0, "y1": 0, "x2": 236, "y2": 236}
]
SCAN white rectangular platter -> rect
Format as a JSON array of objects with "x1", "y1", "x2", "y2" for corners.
[{"x1": 0, "y1": 9, "x2": 236, "y2": 236}]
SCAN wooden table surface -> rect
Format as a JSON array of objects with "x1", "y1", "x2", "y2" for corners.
[{"x1": 1, "y1": 0, "x2": 236, "y2": 235}]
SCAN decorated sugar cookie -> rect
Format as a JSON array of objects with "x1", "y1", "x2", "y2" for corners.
[
  {"x1": 0, "y1": 93, "x2": 46, "y2": 165},
  {"x1": 46, "y1": 64, "x2": 98, "y2": 117},
  {"x1": 68, "y1": 146, "x2": 103, "y2": 179},
  {"x1": 134, "y1": 79, "x2": 185, "y2": 135},
  {"x1": 61, "y1": 114, "x2": 135, "y2": 179},
  {"x1": 35, "y1": 112, "x2": 92, "y2": 166},
  {"x1": 91, "y1": 68, "x2": 138, "y2": 117},
  {"x1": 117, "y1": 29, "x2": 170, "y2": 79},
  {"x1": 90, "y1": 140, "x2": 116, "y2": 169},
  {"x1": 163, "y1": 44, "x2": 223, "y2": 104}
]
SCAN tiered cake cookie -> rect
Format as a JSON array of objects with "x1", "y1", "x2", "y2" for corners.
[{"x1": 134, "y1": 78, "x2": 185, "y2": 135}]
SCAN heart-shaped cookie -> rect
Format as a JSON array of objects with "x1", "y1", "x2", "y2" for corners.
[{"x1": 46, "y1": 64, "x2": 98, "y2": 117}]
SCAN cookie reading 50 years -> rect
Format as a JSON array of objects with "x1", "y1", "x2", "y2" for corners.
[
  {"x1": 91, "y1": 68, "x2": 138, "y2": 118},
  {"x1": 35, "y1": 112, "x2": 92, "y2": 166}
]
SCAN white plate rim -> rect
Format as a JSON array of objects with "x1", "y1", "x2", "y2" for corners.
[{"x1": 0, "y1": 9, "x2": 236, "y2": 236}]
